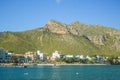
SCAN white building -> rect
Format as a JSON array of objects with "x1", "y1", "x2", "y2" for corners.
[
  {"x1": 118, "y1": 56, "x2": 120, "y2": 62},
  {"x1": 86, "y1": 55, "x2": 92, "y2": 60},
  {"x1": 24, "y1": 51, "x2": 35, "y2": 62},
  {"x1": 36, "y1": 50, "x2": 46, "y2": 61},
  {"x1": 7, "y1": 52, "x2": 14, "y2": 61},
  {"x1": 75, "y1": 55, "x2": 80, "y2": 58},
  {"x1": 51, "y1": 51, "x2": 61, "y2": 60},
  {"x1": 65, "y1": 55, "x2": 74, "y2": 59},
  {"x1": 79, "y1": 55, "x2": 85, "y2": 59},
  {"x1": 74, "y1": 55, "x2": 88, "y2": 60}
]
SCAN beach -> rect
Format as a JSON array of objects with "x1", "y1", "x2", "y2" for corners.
[{"x1": 0, "y1": 63, "x2": 109, "y2": 68}]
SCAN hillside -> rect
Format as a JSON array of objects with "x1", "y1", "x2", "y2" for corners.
[{"x1": 0, "y1": 20, "x2": 120, "y2": 56}]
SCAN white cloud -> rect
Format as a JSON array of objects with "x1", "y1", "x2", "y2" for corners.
[{"x1": 55, "y1": 0, "x2": 61, "y2": 4}]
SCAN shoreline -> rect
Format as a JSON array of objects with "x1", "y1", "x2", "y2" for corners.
[
  {"x1": 54, "y1": 63, "x2": 109, "y2": 66},
  {"x1": 0, "y1": 63, "x2": 110, "y2": 67},
  {"x1": 37, "y1": 63, "x2": 109, "y2": 66},
  {"x1": 27, "y1": 62, "x2": 110, "y2": 66}
]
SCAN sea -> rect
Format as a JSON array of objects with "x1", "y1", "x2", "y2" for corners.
[{"x1": 0, "y1": 65, "x2": 120, "y2": 80}]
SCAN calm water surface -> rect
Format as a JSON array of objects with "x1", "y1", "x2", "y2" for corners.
[{"x1": 0, "y1": 65, "x2": 120, "y2": 80}]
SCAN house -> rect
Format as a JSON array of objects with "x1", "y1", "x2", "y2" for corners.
[
  {"x1": 96, "y1": 55, "x2": 104, "y2": 63},
  {"x1": 74, "y1": 55, "x2": 80, "y2": 58},
  {"x1": 35, "y1": 50, "x2": 46, "y2": 62},
  {"x1": 0, "y1": 49, "x2": 8, "y2": 62},
  {"x1": 24, "y1": 51, "x2": 35, "y2": 63},
  {"x1": 14, "y1": 54, "x2": 26, "y2": 63},
  {"x1": 47, "y1": 55, "x2": 51, "y2": 60},
  {"x1": 18, "y1": 56, "x2": 26, "y2": 63},
  {"x1": 74, "y1": 55, "x2": 81, "y2": 61},
  {"x1": 118, "y1": 56, "x2": 120, "y2": 62},
  {"x1": 79, "y1": 55, "x2": 83, "y2": 59},
  {"x1": 51, "y1": 51, "x2": 62, "y2": 60},
  {"x1": 6, "y1": 52, "x2": 14, "y2": 62},
  {"x1": 86, "y1": 55, "x2": 92, "y2": 61},
  {"x1": 64, "y1": 55, "x2": 74, "y2": 59},
  {"x1": 0, "y1": 49, "x2": 14, "y2": 62}
]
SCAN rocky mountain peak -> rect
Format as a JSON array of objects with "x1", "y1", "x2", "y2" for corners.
[
  {"x1": 45, "y1": 20, "x2": 82, "y2": 35},
  {"x1": 45, "y1": 20, "x2": 68, "y2": 34},
  {"x1": 46, "y1": 19, "x2": 66, "y2": 27}
]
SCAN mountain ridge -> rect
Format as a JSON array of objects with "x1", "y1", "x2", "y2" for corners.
[{"x1": 0, "y1": 20, "x2": 120, "y2": 55}]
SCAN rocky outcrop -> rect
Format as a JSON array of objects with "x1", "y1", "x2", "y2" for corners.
[
  {"x1": 86, "y1": 35, "x2": 107, "y2": 45},
  {"x1": 113, "y1": 35, "x2": 120, "y2": 50},
  {"x1": 45, "y1": 20, "x2": 68, "y2": 34},
  {"x1": 44, "y1": 20, "x2": 120, "y2": 50}
]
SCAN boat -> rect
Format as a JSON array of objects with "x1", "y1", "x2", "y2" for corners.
[{"x1": 24, "y1": 66, "x2": 27, "y2": 68}]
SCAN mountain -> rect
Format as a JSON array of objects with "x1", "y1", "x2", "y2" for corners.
[{"x1": 0, "y1": 20, "x2": 120, "y2": 56}]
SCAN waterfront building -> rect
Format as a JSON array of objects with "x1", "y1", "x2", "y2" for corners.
[
  {"x1": 73, "y1": 55, "x2": 81, "y2": 61},
  {"x1": 14, "y1": 54, "x2": 26, "y2": 63},
  {"x1": 86, "y1": 55, "x2": 92, "y2": 60},
  {"x1": 65, "y1": 55, "x2": 73, "y2": 58},
  {"x1": 24, "y1": 51, "x2": 35, "y2": 63},
  {"x1": 18, "y1": 56, "x2": 26, "y2": 63},
  {"x1": 0, "y1": 49, "x2": 14, "y2": 62},
  {"x1": 47, "y1": 55, "x2": 51, "y2": 60},
  {"x1": 51, "y1": 51, "x2": 62, "y2": 60},
  {"x1": 118, "y1": 56, "x2": 120, "y2": 59},
  {"x1": 35, "y1": 50, "x2": 46, "y2": 62},
  {"x1": 74, "y1": 55, "x2": 80, "y2": 58},
  {"x1": 118, "y1": 56, "x2": 120, "y2": 62},
  {"x1": 6, "y1": 52, "x2": 14, "y2": 62},
  {"x1": 64, "y1": 55, "x2": 74, "y2": 60},
  {"x1": 96, "y1": 55, "x2": 104, "y2": 63},
  {"x1": 74, "y1": 55, "x2": 87, "y2": 59},
  {"x1": 0, "y1": 49, "x2": 8, "y2": 62}
]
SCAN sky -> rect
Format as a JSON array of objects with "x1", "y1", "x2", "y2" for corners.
[{"x1": 0, "y1": 0, "x2": 120, "y2": 32}]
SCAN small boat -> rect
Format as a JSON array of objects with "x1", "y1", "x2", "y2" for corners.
[{"x1": 24, "y1": 66, "x2": 27, "y2": 68}]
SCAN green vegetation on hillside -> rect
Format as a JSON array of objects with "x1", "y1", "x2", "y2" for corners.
[{"x1": 0, "y1": 20, "x2": 120, "y2": 56}]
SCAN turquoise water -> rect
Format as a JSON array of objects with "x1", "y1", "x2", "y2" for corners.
[{"x1": 0, "y1": 65, "x2": 120, "y2": 80}]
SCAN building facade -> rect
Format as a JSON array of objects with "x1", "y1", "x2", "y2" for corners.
[{"x1": 51, "y1": 51, "x2": 62, "y2": 60}]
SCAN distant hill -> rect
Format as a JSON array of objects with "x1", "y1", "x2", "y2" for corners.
[{"x1": 0, "y1": 20, "x2": 120, "y2": 56}]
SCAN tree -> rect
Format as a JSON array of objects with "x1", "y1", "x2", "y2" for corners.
[
  {"x1": 86, "y1": 60, "x2": 93, "y2": 64},
  {"x1": 65, "y1": 58, "x2": 74, "y2": 63},
  {"x1": 10, "y1": 56, "x2": 18, "y2": 63},
  {"x1": 108, "y1": 56, "x2": 120, "y2": 65},
  {"x1": 75, "y1": 58, "x2": 82, "y2": 63}
]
